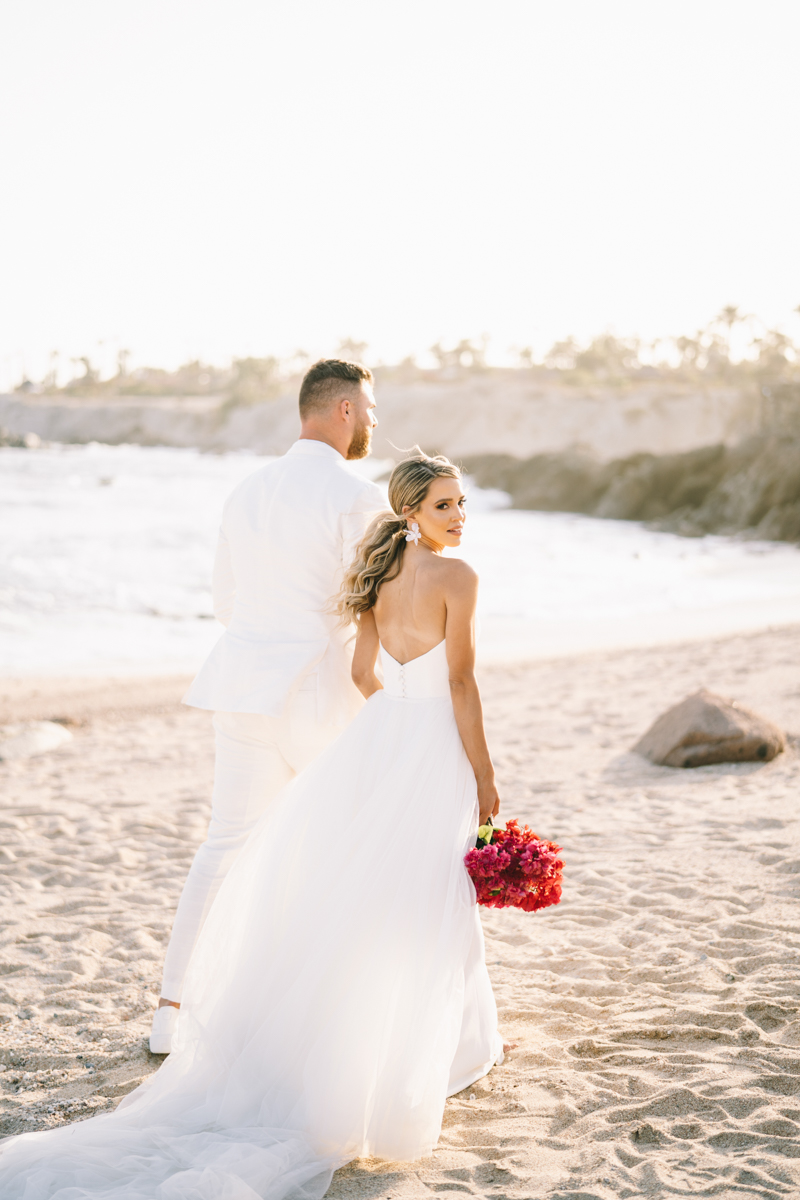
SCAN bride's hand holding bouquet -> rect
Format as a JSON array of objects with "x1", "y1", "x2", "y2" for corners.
[{"x1": 477, "y1": 772, "x2": 501, "y2": 827}]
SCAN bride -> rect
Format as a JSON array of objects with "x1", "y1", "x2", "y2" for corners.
[{"x1": 0, "y1": 451, "x2": 504, "y2": 1200}]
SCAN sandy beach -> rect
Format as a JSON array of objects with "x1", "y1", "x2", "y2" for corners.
[{"x1": 2, "y1": 626, "x2": 800, "y2": 1198}]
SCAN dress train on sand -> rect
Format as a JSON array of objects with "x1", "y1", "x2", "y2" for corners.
[{"x1": 0, "y1": 640, "x2": 502, "y2": 1199}]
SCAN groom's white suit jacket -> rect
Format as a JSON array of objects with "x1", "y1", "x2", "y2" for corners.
[{"x1": 184, "y1": 439, "x2": 386, "y2": 727}]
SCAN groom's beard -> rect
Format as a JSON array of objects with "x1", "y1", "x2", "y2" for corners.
[{"x1": 346, "y1": 421, "x2": 373, "y2": 460}]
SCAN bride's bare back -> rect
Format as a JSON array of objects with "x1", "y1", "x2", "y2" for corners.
[{"x1": 373, "y1": 549, "x2": 450, "y2": 663}]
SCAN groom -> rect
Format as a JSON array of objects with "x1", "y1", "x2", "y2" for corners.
[{"x1": 150, "y1": 358, "x2": 386, "y2": 1053}]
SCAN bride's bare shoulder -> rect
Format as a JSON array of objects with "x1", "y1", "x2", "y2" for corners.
[{"x1": 433, "y1": 556, "x2": 478, "y2": 593}]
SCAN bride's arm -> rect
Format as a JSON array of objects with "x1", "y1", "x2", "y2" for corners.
[
  {"x1": 444, "y1": 562, "x2": 500, "y2": 826},
  {"x1": 351, "y1": 608, "x2": 383, "y2": 699}
]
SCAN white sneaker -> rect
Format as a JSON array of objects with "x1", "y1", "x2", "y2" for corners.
[{"x1": 149, "y1": 1005, "x2": 179, "y2": 1054}]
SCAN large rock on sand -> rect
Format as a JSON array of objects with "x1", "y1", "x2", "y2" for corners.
[
  {"x1": 0, "y1": 721, "x2": 72, "y2": 761},
  {"x1": 634, "y1": 689, "x2": 785, "y2": 768}
]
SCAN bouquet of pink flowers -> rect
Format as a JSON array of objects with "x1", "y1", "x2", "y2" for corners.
[{"x1": 465, "y1": 818, "x2": 563, "y2": 912}]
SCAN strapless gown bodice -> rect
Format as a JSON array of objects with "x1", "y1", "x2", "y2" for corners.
[{"x1": 379, "y1": 640, "x2": 450, "y2": 699}]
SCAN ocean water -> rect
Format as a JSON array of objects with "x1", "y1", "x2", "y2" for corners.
[{"x1": 2, "y1": 443, "x2": 799, "y2": 676}]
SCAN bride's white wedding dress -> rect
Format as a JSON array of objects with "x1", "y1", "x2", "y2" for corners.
[{"x1": 0, "y1": 641, "x2": 502, "y2": 1200}]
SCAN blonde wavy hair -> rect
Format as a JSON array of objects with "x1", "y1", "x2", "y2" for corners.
[{"x1": 338, "y1": 450, "x2": 462, "y2": 622}]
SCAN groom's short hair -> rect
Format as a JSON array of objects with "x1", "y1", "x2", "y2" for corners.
[{"x1": 299, "y1": 359, "x2": 373, "y2": 419}]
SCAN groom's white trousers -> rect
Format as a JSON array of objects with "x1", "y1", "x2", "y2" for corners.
[{"x1": 160, "y1": 682, "x2": 334, "y2": 1002}]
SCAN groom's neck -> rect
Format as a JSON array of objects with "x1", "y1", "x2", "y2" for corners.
[{"x1": 299, "y1": 423, "x2": 349, "y2": 459}]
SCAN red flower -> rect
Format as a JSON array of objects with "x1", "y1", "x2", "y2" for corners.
[{"x1": 465, "y1": 819, "x2": 563, "y2": 912}]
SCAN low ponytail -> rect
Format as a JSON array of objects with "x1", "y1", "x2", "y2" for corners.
[{"x1": 338, "y1": 512, "x2": 408, "y2": 620}]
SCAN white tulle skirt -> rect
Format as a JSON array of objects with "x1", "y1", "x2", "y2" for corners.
[{"x1": 0, "y1": 690, "x2": 502, "y2": 1199}]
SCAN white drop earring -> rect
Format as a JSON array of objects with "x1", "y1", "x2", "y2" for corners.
[{"x1": 405, "y1": 521, "x2": 421, "y2": 546}]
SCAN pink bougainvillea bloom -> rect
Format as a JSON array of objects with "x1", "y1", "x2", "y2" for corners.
[{"x1": 465, "y1": 818, "x2": 563, "y2": 912}]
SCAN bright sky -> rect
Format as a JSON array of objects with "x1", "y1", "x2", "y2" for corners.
[{"x1": 1, "y1": 0, "x2": 799, "y2": 385}]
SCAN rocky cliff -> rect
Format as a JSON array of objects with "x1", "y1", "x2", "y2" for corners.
[
  {"x1": 0, "y1": 379, "x2": 759, "y2": 462},
  {"x1": 6, "y1": 381, "x2": 796, "y2": 541},
  {"x1": 463, "y1": 434, "x2": 800, "y2": 542}
]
